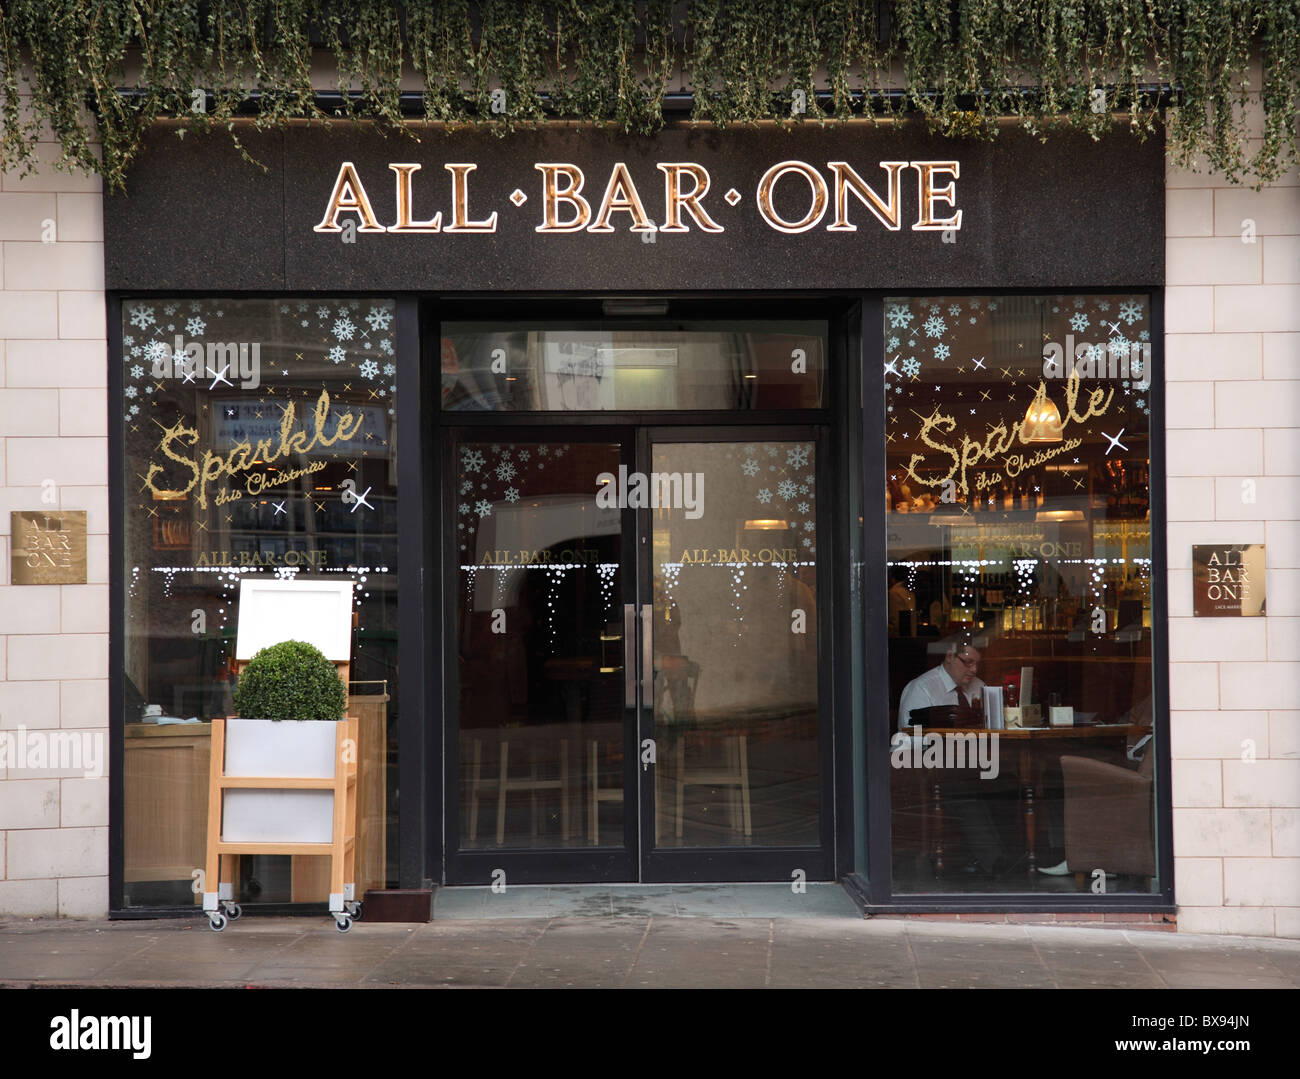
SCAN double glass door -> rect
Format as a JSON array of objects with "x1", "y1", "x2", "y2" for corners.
[{"x1": 448, "y1": 426, "x2": 827, "y2": 882}]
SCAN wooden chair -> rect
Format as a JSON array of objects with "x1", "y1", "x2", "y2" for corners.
[{"x1": 467, "y1": 732, "x2": 571, "y2": 846}]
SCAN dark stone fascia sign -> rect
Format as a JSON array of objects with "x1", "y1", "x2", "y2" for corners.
[
  {"x1": 105, "y1": 123, "x2": 1164, "y2": 293},
  {"x1": 1192, "y1": 544, "x2": 1265, "y2": 617}
]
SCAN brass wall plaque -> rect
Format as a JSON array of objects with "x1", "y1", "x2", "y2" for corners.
[
  {"x1": 1192, "y1": 543, "x2": 1265, "y2": 617},
  {"x1": 10, "y1": 511, "x2": 87, "y2": 585}
]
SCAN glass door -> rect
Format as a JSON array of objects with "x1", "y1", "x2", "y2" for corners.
[
  {"x1": 445, "y1": 426, "x2": 831, "y2": 884},
  {"x1": 447, "y1": 429, "x2": 639, "y2": 883},
  {"x1": 637, "y1": 430, "x2": 829, "y2": 881}
]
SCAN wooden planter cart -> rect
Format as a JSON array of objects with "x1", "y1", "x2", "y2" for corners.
[
  {"x1": 203, "y1": 577, "x2": 363, "y2": 932},
  {"x1": 203, "y1": 715, "x2": 361, "y2": 932}
]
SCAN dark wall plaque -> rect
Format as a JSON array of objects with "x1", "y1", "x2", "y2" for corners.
[
  {"x1": 1192, "y1": 544, "x2": 1266, "y2": 617},
  {"x1": 105, "y1": 123, "x2": 1164, "y2": 293}
]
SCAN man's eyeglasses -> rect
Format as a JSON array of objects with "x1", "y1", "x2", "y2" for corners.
[{"x1": 954, "y1": 652, "x2": 980, "y2": 668}]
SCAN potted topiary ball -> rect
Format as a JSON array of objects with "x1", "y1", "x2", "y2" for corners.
[{"x1": 223, "y1": 640, "x2": 348, "y2": 843}]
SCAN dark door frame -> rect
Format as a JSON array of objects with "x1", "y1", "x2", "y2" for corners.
[{"x1": 428, "y1": 300, "x2": 847, "y2": 886}]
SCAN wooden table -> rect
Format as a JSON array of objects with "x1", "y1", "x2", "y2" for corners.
[{"x1": 917, "y1": 724, "x2": 1145, "y2": 875}]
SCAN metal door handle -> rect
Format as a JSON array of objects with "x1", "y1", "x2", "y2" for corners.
[
  {"x1": 624, "y1": 603, "x2": 636, "y2": 708},
  {"x1": 641, "y1": 604, "x2": 653, "y2": 702}
]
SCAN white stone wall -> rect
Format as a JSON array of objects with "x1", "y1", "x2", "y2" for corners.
[
  {"x1": 1165, "y1": 127, "x2": 1300, "y2": 936},
  {"x1": 0, "y1": 129, "x2": 110, "y2": 917},
  {"x1": 0, "y1": 105, "x2": 1297, "y2": 932}
]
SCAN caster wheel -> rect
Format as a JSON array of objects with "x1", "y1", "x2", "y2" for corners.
[
  {"x1": 208, "y1": 912, "x2": 228, "y2": 932},
  {"x1": 345, "y1": 901, "x2": 362, "y2": 920},
  {"x1": 334, "y1": 915, "x2": 352, "y2": 933},
  {"x1": 225, "y1": 903, "x2": 242, "y2": 921}
]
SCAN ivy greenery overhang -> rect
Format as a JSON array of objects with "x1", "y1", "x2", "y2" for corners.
[{"x1": 0, "y1": 1, "x2": 1297, "y2": 192}]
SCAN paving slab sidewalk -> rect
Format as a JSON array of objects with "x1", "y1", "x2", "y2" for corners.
[{"x1": 2, "y1": 914, "x2": 1298, "y2": 989}]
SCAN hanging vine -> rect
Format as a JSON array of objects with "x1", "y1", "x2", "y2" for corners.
[{"x1": 0, "y1": 1, "x2": 1296, "y2": 191}]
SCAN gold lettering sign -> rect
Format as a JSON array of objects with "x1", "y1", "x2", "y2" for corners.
[
  {"x1": 11, "y1": 511, "x2": 87, "y2": 585},
  {"x1": 144, "y1": 389, "x2": 364, "y2": 509},
  {"x1": 904, "y1": 371, "x2": 1113, "y2": 498},
  {"x1": 1193, "y1": 544, "x2": 1266, "y2": 617}
]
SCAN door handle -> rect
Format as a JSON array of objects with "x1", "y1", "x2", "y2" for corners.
[
  {"x1": 624, "y1": 603, "x2": 636, "y2": 708},
  {"x1": 641, "y1": 603, "x2": 653, "y2": 703}
]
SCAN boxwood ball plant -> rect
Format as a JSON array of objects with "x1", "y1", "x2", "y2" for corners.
[{"x1": 233, "y1": 640, "x2": 346, "y2": 722}]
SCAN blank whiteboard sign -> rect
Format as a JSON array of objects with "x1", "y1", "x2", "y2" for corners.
[{"x1": 235, "y1": 578, "x2": 354, "y2": 662}]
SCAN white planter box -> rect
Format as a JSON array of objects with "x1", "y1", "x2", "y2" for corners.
[{"x1": 221, "y1": 719, "x2": 340, "y2": 844}]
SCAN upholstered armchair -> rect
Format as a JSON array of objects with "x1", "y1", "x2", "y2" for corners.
[{"x1": 1059, "y1": 747, "x2": 1156, "y2": 881}]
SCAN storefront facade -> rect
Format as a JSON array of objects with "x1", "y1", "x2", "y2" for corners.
[{"x1": 1, "y1": 110, "x2": 1297, "y2": 933}]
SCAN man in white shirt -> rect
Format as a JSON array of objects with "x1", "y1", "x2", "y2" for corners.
[
  {"x1": 897, "y1": 638, "x2": 985, "y2": 730},
  {"x1": 897, "y1": 637, "x2": 1004, "y2": 875}
]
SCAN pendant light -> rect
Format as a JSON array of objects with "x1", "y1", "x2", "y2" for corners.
[{"x1": 1022, "y1": 384, "x2": 1063, "y2": 443}]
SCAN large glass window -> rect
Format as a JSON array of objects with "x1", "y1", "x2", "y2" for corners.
[
  {"x1": 120, "y1": 298, "x2": 399, "y2": 907},
  {"x1": 882, "y1": 294, "x2": 1156, "y2": 894}
]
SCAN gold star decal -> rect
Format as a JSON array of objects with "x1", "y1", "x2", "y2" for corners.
[
  {"x1": 146, "y1": 507, "x2": 158, "y2": 519},
  {"x1": 979, "y1": 389, "x2": 991, "y2": 401}
]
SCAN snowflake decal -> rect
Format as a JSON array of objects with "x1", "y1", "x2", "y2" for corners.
[
  {"x1": 517, "y1": 450, "x2": 531, "y2": 462},
  {"x1": 741, "y1": 459, "x2": 759, "y2": 477},
  {"x1": 923, "y1": 315, "x2": 947, "y2": 339},
  {"x1": 461, "y1": 448, "x2": 485, "y2": 472},
  {"x1": 797, "y1": 501, "x2": 810, "y2": 514},
  {"x1": 786, "y1": 445, "x2": 810, "y2": 469},
  {"x1": 379, "y1": 339, "x2": 394, "y2": 355},
  {"x1": 777, "y1": 479, "x2": 798, "y2": 500},
  {"x1": 124, "y1": 385, "x2": 137, "y2": 399},
  {"x1": 1139, "y1": 330, "x2": 1150, "y2": 341},
  {"x1": 899, "y1": 356, "x2": 920, "y2": 378},
  {"x1": 329, "y1": 345, "x2": 346, "y2": 365},
  {"x1": 382, "y1": 363, "x2": 395, "y2": 377},
  {"x1": 947, "y1": 304, "x2": 962, "y2": 317},
  {"x1": 185, "y1": 317, "x2": 206, "y2": 337},
  {"x1": 504, "y1": 487, "x2": 520, "y2": 504},
  {"x1": 333, "y1": 317, "x2": 357, "y2": 341},
  {"x1": 129, "y1": 365, "x2": 143, "y2": 380},
  {"x1": 1130, "y1": 356, "x2": 1144, "y2": 377},
  {"x1": 459, "y1": 503, "x2": 470, "y2": 515},
  {"x1": 129, "y1": 306, "x2": 155, "y2": 330},
  {"x1": 143, "y1": 340, "x2": 169, "y2": 365},
  {"x1": 1069, "y1": 312, "x2": 1090, "y2": 333},
  {"x1": 366, "y1": 306, "x2": 394, "y2": 332},
  {"x1": 475, "y1": 499, "x2": 493, "y2": 518},
  {"x1": 804, "y1": 520, "x2": 815, "y2": 531},
  {"x1": 886, "y1": 335, "x2": 900, "y2": 351},
  {"x1": 316, "y1": 306, "x2": 331, "y2": 320},
  {"x1": 1119, "y1": 300, "x2": 1143, "y2": 325},
  {"x1": 123, "y1": 335, "x2": 135, "y2": 348},
  {"x1": 359, "y1": 359, "x2": 379, "y2": 380},
  {"x1": 756, "y1": 488, "x2": 772, "y2": 504},
  {"x1": 1098, "y1": 301, "x2": 1111, "y2": 311},
  {"x1": 495, "y1": 460, "x2": 517, "y2": 482},
  {"x1": 886, "y1": 304, "x2": 914, "y2": 329}
]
